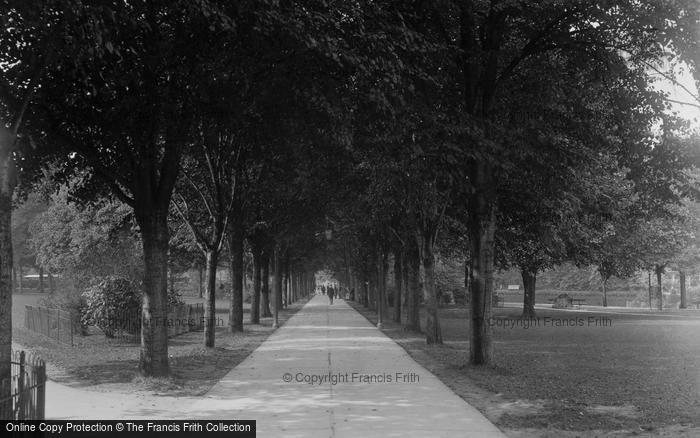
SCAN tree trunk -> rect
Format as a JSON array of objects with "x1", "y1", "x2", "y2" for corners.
[
  {"x1": 655, "y1": 265, "x2": 663, "y2": 311},
  {"x1": 367, "y1": 272, "x2": 376, "y2": 311},
  {"x1": 393, "y1": 249, "x2": 403, "y2": 323},
  {"x1": 648, "y1": 270, "x2": 653, "y2": 310},
  {"x1": 467, "y1": 162, "x2": 496, "y2": 365},
  {"x1": 422, "y1": 233, "x2": 442, "y2": 345},
  {"x1": 299, "y1": 272, "x2": 303, "y2": 300},
  {"x1": 382, "y1": 251, "x2": 389, "y2": 319},
  {"x1": 197, "y1": 266, "x2": 204, "y2": 298},
  {"x1": 48, "y1": 271, "x2": 55, "y2": 293},
  {"x1": 521, "y1": 269, "x2": 536, "y2": 318},
  {"x1": 404, "y1": 236, "x2": 421, "y2": 332},
  {"x1": 376, "y1": 252, "x2": 385, "y2": 328},
  {"x1": 283, "y1": 254, "x2": 290, "y2": 308},
  {"x1": 242, "y1": 260, "x2": 249, "y2": 301},
  {"x1": 680, "y1": 270, "x2": 687, "y2": 309},
  {"x1": 401, "y1": 259, "x2": 409, "y2": 322},
  {"x1": 272, "y1": 245, "x2": 282, "y2": 328},
  {"x1": 464, "y1": 261, "x2": 470, "y2": 307},
  {"x1": 290, "y1": 271, "x2": 296, "y2": 303},
  {"x1": 602, "y1": 276, "x2": 608, "y2": 308},
  {"x1": 203, "y1": 249, "x2": 218, "y2": 347},
  {"x1": 137, "y1": 211, "x2": 171, "y2": 376},
  {"x1": 362, "y1": 277, "x2": 369, "y2": 307},
  {"x1": 282, "y1": 267, "x2": 288, "y2": 308},
  {"x1": 0, "y1": 145, "x2": 15, "y2": 389},
  {"x1": 296, "y1": 271, "x2": 300, "y2": 302},
  {"x1": 39, "y1": 267, "x2": 44, "y2": 293},
  {"x1": 251, "y1": 246, "x2": 261, "y2": 324},
  {"x1": 261, "y1": 251, "x2": 272, "y2": 317},
  {"x1": 228, "y1": 221, "x2": 244, "y2": 332},
  {"x1": 16, "y1": 264, "x2": 22, "y2": 293}
]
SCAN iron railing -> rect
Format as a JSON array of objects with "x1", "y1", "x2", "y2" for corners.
[{"x1": 0, "y1": 351, "x2": 46, "y2": 420}]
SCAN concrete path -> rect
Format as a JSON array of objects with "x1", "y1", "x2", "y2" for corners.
[
  {"x1": 185, "y1": 294, "x2": 506, "y2": 437},
  {"x1": 46, "y1": 380, "x2": 196, "y2": 420},
  {"x1": 46, "y1": 295, "x2": 505, "y2": 437}
]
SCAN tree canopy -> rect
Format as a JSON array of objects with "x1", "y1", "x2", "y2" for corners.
[{"x1": 1, "y1": 0, "x2": 699, "y2": 382}]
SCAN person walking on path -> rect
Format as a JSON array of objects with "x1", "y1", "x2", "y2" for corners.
[{"x1": 328, "y1": 286, "x2": 335, "y2": 304}]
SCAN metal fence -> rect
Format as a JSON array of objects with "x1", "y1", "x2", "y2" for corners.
[
  {"x1": 24, "y1": 306, "x2": 74, "y2": 346},
  {"x1": 0, "y1": 351, "x2": 46, "y2": 420},
  {"x1": 24, "y1": 303, "x2": 204, "y2": 344},
  {"x1": 104, "y1": 303, "x2": 205, "y2": 342},
  {"x1": 167, "y1": 303, "x2": 205, "y2": 337}
]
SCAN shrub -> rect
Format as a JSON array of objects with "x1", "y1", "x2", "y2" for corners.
[
  {"x1": 82, "y1": 276, "x2": 186, "y2": 338},
  {"x1": 167, "y1": 285, "x2": 185, "y2": 310},
  {"x1": 82, "y1": 276, "x2": 141, "y2": 338}
]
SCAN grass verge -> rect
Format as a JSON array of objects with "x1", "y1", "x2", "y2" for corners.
[
  {"x1": 347, "y1": 300, "x2": 700, "y2": 438},
  {"x1": 14, "y1": 297, "x2": 310, "y2": 396}
]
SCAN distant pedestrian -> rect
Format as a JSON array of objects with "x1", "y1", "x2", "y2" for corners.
[{"x1": 328, "y1": 286, "x2": 335, "y2": 304}]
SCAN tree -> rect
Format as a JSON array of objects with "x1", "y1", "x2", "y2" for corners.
[
  {"x1": 11, "y1": 190, "x2": 48, "y2": 292},
  {"x1": 1, "y1": 1, "x2": 234, "y2": 376},
  {"x1": 0, "y1": 0, "x2": 52, "y2": 390},
  {"x1": 30, "y1": 186, "x2": 142, "y2": 288},
  {"x1": 671, "y1": 200, "x2": 700, "y2": 309},
  {"x1": 172, "y1": 138, "x2": 238, "y2": 347},
  {"x1": 411, "y1": 0, "x2": 700, "y2": 365}
]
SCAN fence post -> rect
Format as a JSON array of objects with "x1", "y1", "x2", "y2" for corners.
[
  {"x1": 36, "y1": 360, "x2": 45, "y2": 420},
  {"x1": 18, "y1": 351, "x2": 25, "y2": 420},
  {"x1": 1, "y1": 378, "x2": 7, "y2": 419}
]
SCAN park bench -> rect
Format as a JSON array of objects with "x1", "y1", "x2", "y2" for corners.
[{"x1": 548, "y1": 296, "x2": 584, "y2": 308}]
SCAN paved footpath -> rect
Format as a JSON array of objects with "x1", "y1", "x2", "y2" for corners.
[
  {"x1": 47, "y1": 295, "x2": 505, "y2": 437},
  {"x1": 186, "y1": 294, "x2": 506, "y2": 437}
]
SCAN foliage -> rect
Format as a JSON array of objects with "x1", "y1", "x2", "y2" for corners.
[
  {"x1": 29, "y1": 186, "x2": 142, "y2": 289},
  {"x1": 1, "y1": 0, "x2": 699, "y2": 373},
  {"x1": 11, "y1": 191, "x2": 47, "y2": 269},
  {"x1": 81, "y1": 276, "x2": 142, "y2": 338},
  {"x1": 81, "y1": 275, "x2": 186, "y2": 338}
]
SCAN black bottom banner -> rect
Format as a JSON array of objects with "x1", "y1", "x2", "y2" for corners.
[{"x1": 2, "y1": 421, "x2": 256, "y2": 438}]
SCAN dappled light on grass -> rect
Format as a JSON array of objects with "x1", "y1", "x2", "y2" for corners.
[{"x1": 350, "y1": 300, "x2": 700, "y2": 431}]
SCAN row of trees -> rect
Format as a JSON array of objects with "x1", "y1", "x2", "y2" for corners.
[
  {"x1": 1, "y1": 1, "x2": 699, "y2": 388},
  {"x1": 314, "y1": 1, "x2": 700, "y2": 358},
  {"x1": 0, "y1": 1, "x2": 357, "y2": 378}
]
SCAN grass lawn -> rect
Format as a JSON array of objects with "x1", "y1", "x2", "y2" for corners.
[
  {"x1": 349, "y1": 300, "x2": 700, "y2": 437},
  {"x1": 12, "y1": 292, "x2": 309, "y2": 396}
]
